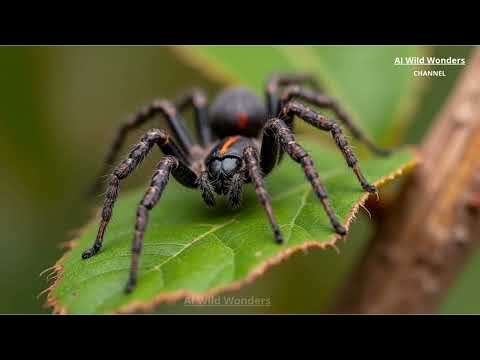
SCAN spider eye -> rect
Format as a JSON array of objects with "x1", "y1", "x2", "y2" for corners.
[
  {"x1": 208, "y1": 157, "x2": 241, "y2": 177},
  {"x1": 221, "y1": 157, "x2": 241, "y2": 175},
  {"x1": 208, "y1": 160, "x2": 222, "y2": 175}
]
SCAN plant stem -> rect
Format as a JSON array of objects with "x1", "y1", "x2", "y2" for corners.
[{"x1": 334, "y1": 49, "x2": 480, "y2": 314}]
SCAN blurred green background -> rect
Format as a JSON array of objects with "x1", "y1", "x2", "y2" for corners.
[{"x1": 0, "y1": 45, "x2": 475, "y2": 314}]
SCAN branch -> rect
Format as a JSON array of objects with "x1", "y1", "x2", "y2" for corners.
[{"x1": 334, "y1": 49, "x2": 480, "y2": 314}]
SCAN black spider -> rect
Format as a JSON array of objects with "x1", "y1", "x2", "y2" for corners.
[{"x1": 82, "y1": 73, "x2": 390, "y2": 293}]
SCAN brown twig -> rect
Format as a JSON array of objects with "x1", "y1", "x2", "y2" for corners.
[{"x1": 334, "y1": 49, "x2": 480, "y2": 314}]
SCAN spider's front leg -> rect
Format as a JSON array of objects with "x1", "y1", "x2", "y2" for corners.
[
  {"x1": 261, "y1": 118, "x2": 349, "y2": 236},
  {"x1": 244, "y1": 146, "x2": 283, "y2": 244},
  {"x1": 125, "y1": 155, "x2": 179, "y2": 293},
  {"x1": 82, "y1": 128, "x2": 196, "y2": 260},
  {"x1": 280, "y1": 101, "x2": 377, "y2": 193}
]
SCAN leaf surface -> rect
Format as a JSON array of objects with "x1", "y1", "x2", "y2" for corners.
[{"x1": 48, "y1": 140, "x2": 416, "y2": 314}]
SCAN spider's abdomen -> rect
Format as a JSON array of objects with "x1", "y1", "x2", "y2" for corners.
[{"x1": 209, "y1": 87, "x2": 267, "y2": 138}]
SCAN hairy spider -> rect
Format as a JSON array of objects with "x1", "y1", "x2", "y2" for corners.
[{"x1": 82, "y1": 73, "x2": 390, "y2": 293}]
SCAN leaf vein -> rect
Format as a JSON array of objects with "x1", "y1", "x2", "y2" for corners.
[
  {"x1": 149, "y1": 218, "x2": 237, "y2": 273},
  {"x1": 286, "y1": 187, "x2": 311, "y2": 243}
]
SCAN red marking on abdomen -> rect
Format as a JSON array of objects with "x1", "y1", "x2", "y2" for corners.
[
  {"x1": 219, "y1": 136, "x2": 241, "y2": 155},
  {"x1": 236, "y1": 112, "x2": 249, "y2": 129}
]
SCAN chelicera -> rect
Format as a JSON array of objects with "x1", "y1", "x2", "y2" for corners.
[{"x1": 82, "y1": 74, "x2": 390, "y2": 293}]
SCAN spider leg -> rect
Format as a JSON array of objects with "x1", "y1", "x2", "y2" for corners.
[
  {"x1": 125, "y1": 155, "x2": 178, "y2": 293},
  {"x1": 89, "y1": 99, "x2": 195, "y2": 195},
  {"x1": 280, "y1": 101, "x2": 377, "y2": 193},
  {"x1": 244, "y1": 146, "x2": 283, "y2": 244},
  {"x1": 280, "y1": 85, "x2": 390, "y2": 156},
  {"x1": 82, "y1": 128, "x2": 198, "y2": 260},
  {"x1": 197, "y1": 171, "x2": 216, "y2": 207},
  {"x1": 263, "y1": 118, "x2": 350, "y2": 236},
  {"x1": 227, "y1": 171, "x2": 246, "y2": 209},
  {"x1": 265, "y1": 73, "x2": 321, "y2": 117},
  {"x1": 259, "y1": 119, "x2": 282, "y2": 177},
  {"x1": 174, "y1": 87, "x2": 213, "y2": 146}
]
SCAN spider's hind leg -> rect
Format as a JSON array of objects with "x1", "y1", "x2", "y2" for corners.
[
  {"x1": 265, "y1": 73, "x2": 321, "y2": 117},
  {"x1": 89, "y1": 100, "x2": 195, "y2": 196},
  {"x1": 280, "y1": 86, "x2": 391, "y2": 156},
  {"x1": 174, "y1": 87, "x2": 213, "y2": 146}
]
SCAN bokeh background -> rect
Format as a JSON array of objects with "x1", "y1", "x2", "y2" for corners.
[{"x1": 0, "y1": 45, "x2": 476, "y2": 314}]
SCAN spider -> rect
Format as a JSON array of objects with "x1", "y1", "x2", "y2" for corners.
[{"x1": 82, "y1": 73, "x2": 390, "y2": 293}]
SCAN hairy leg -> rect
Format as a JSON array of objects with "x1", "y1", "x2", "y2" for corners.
[
  {"x1": 281, "y1": 101, "x2": 377, "y2": 193},
  {"x1": 244, "y1": 146, "x2": 283, "y2": 243},
  {"x1": 125, "y1": 156, "x2": 178, "y2": 293},
  {"x1": 89, "y1": 100, "x2": 194, "y2": 195},
  {"x1": 82, "y1": 129, "x2": 196, "y2": 259},
  {"x1": 196, "y1": 171, "x2": 216, "y2": 207},
  {"x1": 281, "y1": 85, "x2": 390, "y2": 156},
  {"x1": 175, "y1": 87, "x2": 213, "y2": 146},
  {"x1": 265, "y1": 73, "x2": 321, "y2": 117},
  {"x1": 262, "y1": 118, "x2": 347, "y2": 236}
]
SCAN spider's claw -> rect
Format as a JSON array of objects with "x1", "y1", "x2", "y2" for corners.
[
  {"x1": 81, "y1": 243, "x2": 102, "y2": 259},
  {"x1": 363, "y1": 183, "x2": 378, "y2": 194},
  {"x1": 125, "y1": 276, "x2": 136, "y2": 294},
  {"x1": 274, "y1": 229, "x2": 284, "y2": 245},
  {"x1": 81, "y1": 249, "x2": 94, "y2": 259},
  {"x1": 333, "y1": 222, "x2": 347, "y2": 236}
]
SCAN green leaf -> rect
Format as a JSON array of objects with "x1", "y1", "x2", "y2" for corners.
[
  {"x1": 47, "y1": 139, "x2": 416, "y2": 314},
  {"x1": 174, "y1": 45, "x2": 425, "y2": 145}
]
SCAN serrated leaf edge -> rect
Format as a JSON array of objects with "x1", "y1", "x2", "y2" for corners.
[{"x1": 44, "y1": 150, "x2": 419, "y2": 314}]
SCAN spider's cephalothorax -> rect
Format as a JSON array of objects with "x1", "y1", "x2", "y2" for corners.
[
  {"x1": 84, "y1": 74, "x2": 390, "y2": 293},
  {"x1": 206, "y1": 135, "x2": 250, "y2": 195}
]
